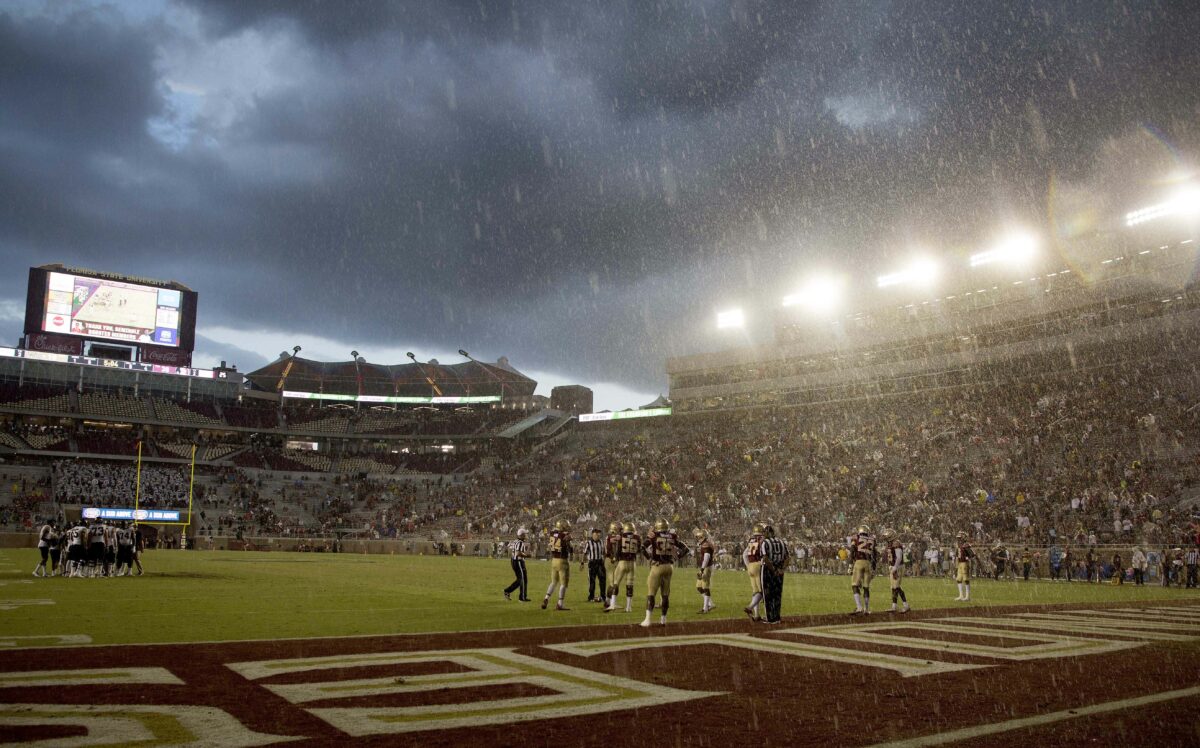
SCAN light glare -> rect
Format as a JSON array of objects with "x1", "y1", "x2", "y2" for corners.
[
  {"x1": 716, "y1": 308, "x2": 745, "y2": 329},
  {"x1": 969, "y1": 233, "x2": 1039, "y2": 267},
  {"x1": 876, "y1": 257, "x2": 940, "y2": 288},
  {"x1": 1124, "y1": 187, "x2": 1200, "y2": 227},
  {"x1": 783, "y1": 275, "x2": 844, "y2": 315}
]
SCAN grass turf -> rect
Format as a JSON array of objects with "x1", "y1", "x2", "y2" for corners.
[{"x1": 1, "y1": 548, "x2": 1195, "y2": 646}]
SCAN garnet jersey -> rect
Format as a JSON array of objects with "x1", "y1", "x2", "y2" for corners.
[
  {"x1": 886, "y1": 540, "x2": 903, "y2": 569},
  {"x1": 605, "y1": 533, "x2": 622, "y2": 561},
  {"x1": 617, "y1": 531, "x2": 641, "y2": 561},
  {"x1": 547, "y1": 530, "x2": 572, "y2": 559},
  {"x1": 695, "y1": 538, "x2": 715, "y2": 569},
  {"x1": 644, "y1": 530, "x2": 688, "y2": 564},
  {"x1": 850, "y1": 532, "x2": 876, "y2": 562},
  {"x1": 957, "y1": 543, "x2": 974, "y2": 563},
  {"x1": 744, "y1": 535, "x2": 764, "y2": 563}
]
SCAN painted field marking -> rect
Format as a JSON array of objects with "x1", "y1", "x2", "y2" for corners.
[
  {"x1": 938, "y1": 616, "x2": 1196, "y2": 642},
  {"x1": 0, "y1": 579, "x2": 34, "y2": 586},
  {"x1": 545, "y1": 633, "x2": 983, "y2": 678},
  {"x1": 230, "y1": 647, "x2": 721, "y2": 737},
  {"x1": 1064, "y1": 608, "x2": 1200, "y2": 623},
  {"x1": 864, "y1": 685, "x2": 1200, "y2": 748},
  {"x1": 0, "y1": 598, "x2": 54, "y2": 611},
  {"x1": 0, "y1": 667, "x2": 182, "y2": 688},
  {"x1": 0, "y1": 704, "x2": 297, "y2": 747},
  {"x1": 0, "y1": 634, "x2": 92, "y2": 648},
  {"x1": 791, "y1": 622, "x2": 1141, "y2": 661},
  {"x1": 1013, "y1": 613, "x2": 1200, "y2": 632}
]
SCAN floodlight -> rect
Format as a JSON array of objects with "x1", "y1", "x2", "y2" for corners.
[
  {"x1": 969, "y1": 233, "x2": 1038, "y2": 267},
  {"x1": 1124, "y1": 186, "x2": 1200, "y2": 227},
  {"x1": 876, "y1": 257, "x2": 940, "y2": 288},
  {"x1": 716, "y1": 308, "x2": 745, "y2": 329},
  {"x1": 782, "y1": 275, "x2": 844, "y2": 315}
]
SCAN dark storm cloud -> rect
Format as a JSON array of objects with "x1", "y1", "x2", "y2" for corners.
[{"x1": 2, "y1": 0, "x2": 1200, "y2": 398}]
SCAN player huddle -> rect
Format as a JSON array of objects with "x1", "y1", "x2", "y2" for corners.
[{"x1": 32, "y1": 519, "x2": 144, "y2": 578}]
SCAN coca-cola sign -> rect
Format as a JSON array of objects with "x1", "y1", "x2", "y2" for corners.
[
  {"x1": 25, "y1": 333, "x2": 83, "y2": 355},
  {"x1": 139, "y1": 344, "x2": 192, "y2": 367}
]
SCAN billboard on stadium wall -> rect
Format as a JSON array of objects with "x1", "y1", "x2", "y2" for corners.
[
  {"x1": 578, "y1": 407, "x2": 672, "y2": 422},
  {"x1": 24, "y1": 266, "x2": 198, "y2": 351},
  {"x1": 282, "y1": 391, "x2": 501, "y2": 404},
  {"x1": 23, "y1": 333, "x2": 84, "y2": 355}
]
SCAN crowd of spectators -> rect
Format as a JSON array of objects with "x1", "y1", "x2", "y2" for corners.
[{"x1": 53, "y1": 460, "x2": 195, "y2": 508}]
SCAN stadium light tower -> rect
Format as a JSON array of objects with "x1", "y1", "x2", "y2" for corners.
[
  {"x1": 782, "y1": 274, "x2": 844, "y2": 315},
  {"x1": 459, "y1": 349, "x2": 508, "y2": 402},
  {"x1": 1124, "y1": 186, "x2": 1200, "y2": 227},
  {"x1": 969, "y1": 232, "x2": 1039, "y2": 268},
  {"x1": 407, "y1": 351, "x2": 443, "y2": 397},
  {"x1": 876, "y1": 257, "x2": 939, "y2": 289},
  {"x1": 292, "y1": 345, "x2": 302, "y2": 355},
  {"x1": 716, "y1": 308, "x2": 745, "y2": 330},
  {"x1": 351, "y1": 350, "x2": 362, "y2": 404}
]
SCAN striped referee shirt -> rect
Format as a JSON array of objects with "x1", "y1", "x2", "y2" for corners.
[
  {"x1": 583, "y1": 538, "x2": 605, "y2": 563},
  {"x1": 509, "y1": 539, "x2": 529, "y2": 560},
  {"x1": 760, "y1": 537, "x2": 790, "y2": 568}
]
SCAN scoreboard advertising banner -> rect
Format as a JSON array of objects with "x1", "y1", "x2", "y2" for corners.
[{"x1": 25, "y1": 266, "x2": 198, "y2": 351}]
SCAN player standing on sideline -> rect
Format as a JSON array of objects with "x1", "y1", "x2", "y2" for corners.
[
  {"x1": 742, "y1": 524, "x2": 766, "y2": 621},
  {"x1": 694, "y1": 528, "x2": 717, "y2": 613},
  {"x1": 954, "y1": 531, "x2": 975, "y2": 601},
  {"x1": 848, "y1": 524, "x2": 876, "y2": 616},
  {"x1": 503, "y1": 528, "x2": 531, "y2": 601},
  {"x1": 1020, "y1": 547, "x2": 1033, "y2": 581},
  {"x1": 759, "y1": 526, "x2": 789, "y2": 624},
  {"x1": 33, "y1": 519, "x2": 57, "y2": 577},
  {"x1": 639, "y1": 518, "x2": 690, "y2": 627},
  {"x1": 130, "y1": 523, "x2": 145, "y2": 575},
  {"x1": 1131, "y1": 546, "x2": 1147, "y2": 585},
  {"x1": 581, "y1": 528, "x2": 607, "y2": 602},
  {"x1": 882, "y1": 529, "x2": 909, "y2": 613},
  {"x1": 542, "y1": 520, "x2": 573, "y2": 610},
  {"x1": 605, "y1": 522, "x2": 640, "y2": 613},
  {"x1": 991, "y1": 542, "x2": 1008, "y2": 581}
]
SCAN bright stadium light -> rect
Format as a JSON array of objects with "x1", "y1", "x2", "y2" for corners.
[
  {"x1": 1124, "y1": 186, "x2": 1200, "y2": 227},
  {"x1": 876, "y1": 257, "x2": 940, "y2": 289},
  {"x1": 716, "y1": 308, "x2": 745, "y2": 329},
  {"x1": 782, "y1": 274, "x2": 844, "y2": 315},
  {"x1": 969, "y1": 232, "x2": 1039, "y2": 268}
]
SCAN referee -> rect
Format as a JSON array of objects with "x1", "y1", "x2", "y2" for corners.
[
  {"x1": 759, "y1": 526, "x2": 790, "y2": 624},
  {"x1": 503, "y1": 528, "x2": 531, "y2": 601},
  {"x1": 581, "y1": 528, "x2": 607, "y2": 602}
]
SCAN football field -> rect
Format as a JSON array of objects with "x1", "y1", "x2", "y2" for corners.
[{"x1": 2, "y1": 549, "x2": 1199, "y2": 747}]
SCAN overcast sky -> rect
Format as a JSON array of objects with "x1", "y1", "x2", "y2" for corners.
[{"x1": 2, "y1": 0, "x2": 1199, "y2": 410}]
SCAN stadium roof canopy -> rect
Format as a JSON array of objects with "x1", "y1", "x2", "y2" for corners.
[{"x1": 245, "y1": 355, "x2": 536, "y2": 399}]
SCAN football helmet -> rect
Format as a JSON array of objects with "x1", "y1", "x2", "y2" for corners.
[
  {"x1": 751, "y1": 524, "x2": 764, "y2": 536},
  {"x1": 653, "y1": 518, "x2": 668, "y2": 532},
  {"x1": 554, "y1": 520, "x2": 570, "y2": 531},
  {"x1": 956, "y1": 530, "x2": 968, "y2": 540},
  {"x1": 608, "y1": 522, "x2": 620, "y2": 534},
  {"x1": 857, "y1": 525, "x2": 871, "y2": 535},
  {"x1": 880, "y1": 528, "x2": 894, "y2": 540},
  {"x1": 621, "y1": 522, "x2": 635, "y2": 533},
  {"x1": 693, "y1": 528, "x2": 707, "y2": 540}
]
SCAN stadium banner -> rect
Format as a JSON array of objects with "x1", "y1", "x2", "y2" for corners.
[
  {"x1": 283, "y1": 391, "x2": 501, "y2": 404},
  {"x1": 579, "y1": 407, "x2": 672, "y2": 422},
  {"x1": 81, "y1": 507, "x2": 182, "y2": 522},
  {"x1": 0, "y1": 346, "x2": 214, "y2": 379},
  {"x1": 139, "y1": 344, "x2": 193, "y2": 367},
  {"x1": 23, "y1": 333, "x2": 84, "y2": 355}
]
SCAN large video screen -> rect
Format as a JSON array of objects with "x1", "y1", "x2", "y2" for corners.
[{"x1": 40, "y1": 271, "x2": 184, "y2": 347}]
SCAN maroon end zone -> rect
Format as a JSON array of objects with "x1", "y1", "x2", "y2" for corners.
[{"x1": 1, "y1": 602, "x2": 1198, "y2": 747}]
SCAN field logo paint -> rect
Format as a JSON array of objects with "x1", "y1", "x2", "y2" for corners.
[
  {"x1": 0, "y1": 704, "x2": 296, "y2": 747},
  {"x1": 229, "y1": 647, "x2": 721, "y2": 736}
]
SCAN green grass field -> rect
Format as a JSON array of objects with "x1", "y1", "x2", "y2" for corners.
[{"x1": 1, "y1": 548, "x2": 1196, "y2": 646}]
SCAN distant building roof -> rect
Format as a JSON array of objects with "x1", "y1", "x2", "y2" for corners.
[{"x1": 245, "y1": 355, "x2": 536, "y2": 398}]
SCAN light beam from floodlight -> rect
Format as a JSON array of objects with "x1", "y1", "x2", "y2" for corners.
[
  {"x1": 876, "y1": 257, "x2": 940, "y2": 289},
  {"x1": 969, "y1": 233, "x2": 1039, "y2": 268},
  {"x1": 716, "y1": 308, "x2": 745, "y2": 329},
  {"x1": 782, "y1": 275, "x2": 844, "y2": 315},
  {"x1": 1124, "y1": 186, "x2": 1200, "y2": 227}
]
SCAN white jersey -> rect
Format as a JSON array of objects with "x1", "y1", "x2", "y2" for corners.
[
  {"x1": 67, "y1": 527, "x2": 84, "y2": 547},
  {"x1": 117, "y1": 528, "x2": 134, "y2": 547},
  {"x1": 38, "y1": 524, "x2": 53, "y2": 548}
]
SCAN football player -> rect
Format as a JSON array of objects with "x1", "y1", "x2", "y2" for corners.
[
  {"x1": 640, "y1": 518, "x2": 690, "y2": 627},
  {"x1": 848, "y1": 524, "x2": 876, "y2": 615},
  {"x1": 882, "y1": 529, "x2": 909, "y2": 613},
  {"x1": 542, "y1": 520, "x2": 573, "y2": 610},
  {"x1": 115, "y1": 522, "x2": 136, "y2": 577},
  {"x1": 694, "y1": 528, "x2": 716, "y2": 613},
  {"x1": 954, "y1": 531, "x2": 975, "y2": 601},
  {"x1": 990, "y1": 542, "x2": 1008, "y2": 581},
  {"x1": 605, "y1": 522, "x2": 640, "y2": 612},
  {"x1": 742, "y1": 524, "x2": 765, "y2": 621},
  {"x1": 65, "y1": 522, "x2": 85, "y2": 577},
  {"x1": 604, "y1": 522, "x2": 621, "y2": 601},
  {"x1": 86, "y1": 520, "x2": 106, "y2": 578}
]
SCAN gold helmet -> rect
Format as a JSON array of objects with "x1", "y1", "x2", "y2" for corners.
[
  {"x1": 554, "y1": 520, "x2": 570, "y2": 532},
  {"x1": 956, "y1": 531, "x2": 968, "y2": 540},
  {"x1": 653, "y1": 518, "x2": 668, "y2": 532},
  {"x1": 608, "y1": 522, "x2": 620, "y2": 534},
  {"x1": 857, "y1": 525, "x2": 871, "y2": 535},
  {"x1": 621, "y1": 522, "x2": 635, "y2": 533},
  {"x1": 751, "y1": 524, "x2": 764, "y2": 536},
  {"x1": 693, "y1": 527, "x2": 707, "y2": 540},
  {"x1": 881, "y1": 528, "x2": 894, "y2": 540}
]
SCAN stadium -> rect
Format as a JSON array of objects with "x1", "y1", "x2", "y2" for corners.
[{"x1": 3, "y1": 4, "x2": 1200, "y2": 746}]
